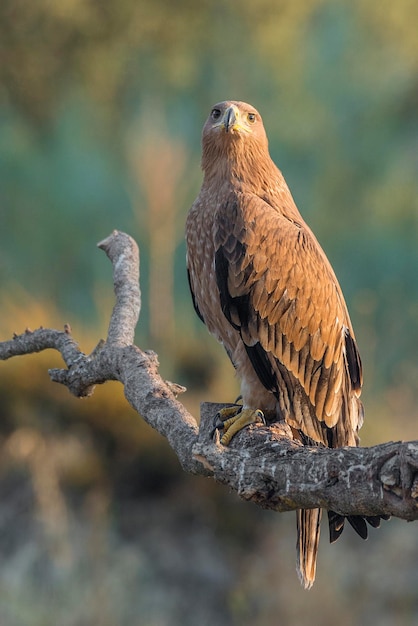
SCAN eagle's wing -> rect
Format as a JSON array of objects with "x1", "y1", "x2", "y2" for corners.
[{"x1": 214, "y1": 191, "x2": 363, "y2": 446}]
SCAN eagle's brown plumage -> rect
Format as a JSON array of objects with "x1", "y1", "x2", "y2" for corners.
[{"x1": 186, "y1": 101, "x2": 384, "y2": 589}]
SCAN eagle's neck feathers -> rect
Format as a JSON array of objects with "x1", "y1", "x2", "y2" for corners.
[{"x1": 201, "y1": 135, "x2": 301, "y2": 222}]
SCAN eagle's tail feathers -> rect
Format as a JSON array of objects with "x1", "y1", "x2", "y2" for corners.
[{"x1": 296, "y1": 508, "x2": 322, "y2": 590}]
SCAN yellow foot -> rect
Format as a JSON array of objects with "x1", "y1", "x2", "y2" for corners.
[{"x1": 213, "y1": 406, "x2": 265, "y2": 445}]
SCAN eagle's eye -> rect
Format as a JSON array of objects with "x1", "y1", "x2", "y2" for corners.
[
  {"x1": 211, "y1": 108, "x2": 222, "y2": 120},
  {"x1": 248, "y1": 112, "x2": 256, "y2": 124}
]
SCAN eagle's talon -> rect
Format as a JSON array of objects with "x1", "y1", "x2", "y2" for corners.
[
  {"x1": 211, "y1": 414, "x2": 226, "y2": 438},
  {"x1": 210, "y1": 424, "x2": 219, "y2": 439},
  {"x1": 211, "y1": 405, "x2": 243, "y2": 439},
  {"x1": 213, "y1": 406, "x2": 266, "y2": 446},
  {"x1": 213, "y1": 414, "x2": 224, "y2": 429}
]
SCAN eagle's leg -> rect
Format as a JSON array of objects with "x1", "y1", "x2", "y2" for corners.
[{"x1": 213, "y1": 406, "x2": 265, "y2": 445}]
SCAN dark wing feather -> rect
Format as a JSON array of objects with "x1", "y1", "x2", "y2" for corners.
[
  {"x1": 215, "y1": 247, "x2": 250, "y2": 331},
  {"x1": 344, "y1": 329, "x2": 362, "y2": 391},
  {"x1": 187, "y1": 267, "x2": 205, "y2": 324},
  {"x1": 244, "y1": 341, "x2": 280, "y2": 395}
]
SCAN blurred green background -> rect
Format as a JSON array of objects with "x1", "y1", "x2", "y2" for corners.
[{"x1": 0, "y1": 1, "x2": 417, "y2": 624}]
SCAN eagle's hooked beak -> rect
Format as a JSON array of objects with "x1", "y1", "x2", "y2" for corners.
[
  {"x1": 224, "y1": 105, "x2": 238, "y2": 133},
  {"x1": 222, "y1": 104, "x2": 251, "y2": 134}
]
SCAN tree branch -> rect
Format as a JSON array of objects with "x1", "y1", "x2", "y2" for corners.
[{"x1": 1, "y1": 230, "x2": 417, "y2": 521}]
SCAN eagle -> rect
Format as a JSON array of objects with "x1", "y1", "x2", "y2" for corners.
[{"x1": 185, "y1": 100, "x2": 385, "y2": 589}]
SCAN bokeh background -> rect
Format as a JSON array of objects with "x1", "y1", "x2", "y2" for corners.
[{"x1": 0, "y1": 1, "x2": 418, "y2": 624}]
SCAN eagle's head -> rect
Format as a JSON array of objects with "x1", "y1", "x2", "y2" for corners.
[{"x1": 201, "y1": 100, "x2": 270, "y2": 178}]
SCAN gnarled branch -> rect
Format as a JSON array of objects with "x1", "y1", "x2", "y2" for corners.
[{"x1": 1, "y1": 230, "x2": 417, "y2": 521}]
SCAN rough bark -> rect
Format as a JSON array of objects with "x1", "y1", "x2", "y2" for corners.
[{"x1": 0, "y1": 230, "x2": 417, "y2": 521}]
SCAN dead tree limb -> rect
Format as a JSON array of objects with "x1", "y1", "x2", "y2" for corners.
[{"x1": 0, "y1": 230, "x2": 417, "y2": 521}]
